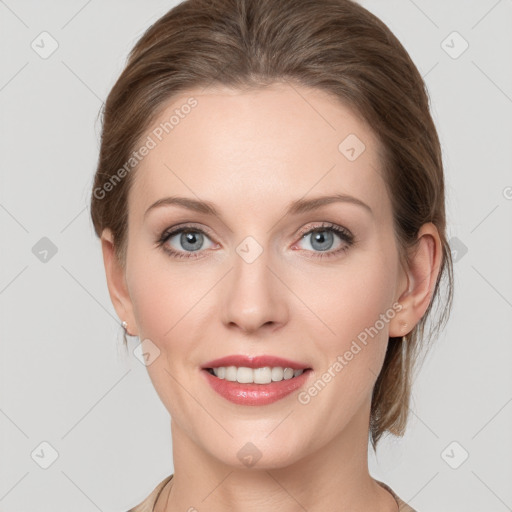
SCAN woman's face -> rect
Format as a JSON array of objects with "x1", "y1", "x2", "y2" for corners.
[{"x1": 118, "y1": 83, "x2": 408, "y2": 467}]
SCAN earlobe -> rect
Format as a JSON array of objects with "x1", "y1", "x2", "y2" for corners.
[
  {"x1": 389, "y1": 223, "x2": 442, "y2": 338},
  {"x1": 100, "y1": 228, "x2": 138, "y2": 335}
]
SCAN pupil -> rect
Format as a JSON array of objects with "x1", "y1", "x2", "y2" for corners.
[
  {"x1": 312, "y1": 230, "x2": 333, "y2": 251},
  {"x1": 181, "y1": 231, "x2": 202, "y2": 251}
]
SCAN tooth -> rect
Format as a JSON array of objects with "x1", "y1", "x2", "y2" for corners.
[
  {"x1": 225, "y1": 366, "x2": 238, "y2": 382},
  {"x1": 254, "y1": 367, "x2": 272, "y2": 384},
  {"x1": 271, "y1": 367, "x2": 284, "y2": 381},
  {"x1": 211, "y1": 366, "x2": 306, "y2": 383},
  {"x1": 283, "y1": 368, "x2": 294, "y2": 380},
  {"x1": 236, "y1": 367, "x2": 254, "y2": 383}
]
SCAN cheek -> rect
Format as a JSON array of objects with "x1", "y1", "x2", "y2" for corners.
[
  {"x1": 125, "y1": 253, "x2": 200, "y2": 419},
  {"x1": 297, "y1": 250, "x2": 399, "y2": 406},
  {"x1": 304, "y1": 257, "x2": 397, "y2": 343},
  {"x1": 126, "y1": 250, "x2": 218, "y2": 387},
  {"x1": 130, "y1": 277, "x2": 172, "y2": 341},
  {"x1": 126, "y1": 247, "x2": 186, "y2": 341}
]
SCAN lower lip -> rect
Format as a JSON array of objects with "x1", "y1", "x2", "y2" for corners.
[{"x1": 202, "y1": 369, "x2": 312, "y2": 406}]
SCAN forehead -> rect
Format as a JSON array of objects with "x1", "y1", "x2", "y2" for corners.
[{"x1": 129, "y1": 82, "x2": 389, "y2": 221}]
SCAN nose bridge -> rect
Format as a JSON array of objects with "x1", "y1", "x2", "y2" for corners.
[{"x1": 221, "y1": 235, "x2": 288, "y2": 332}]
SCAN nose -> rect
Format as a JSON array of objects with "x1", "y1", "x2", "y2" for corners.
[{"x1": 220, "y1": 245, "x2": 289, "y2": 335}]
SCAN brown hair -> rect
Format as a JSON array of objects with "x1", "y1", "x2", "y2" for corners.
[{"x1": 90, "y1": 0, "x2": 454, "y2": 448}]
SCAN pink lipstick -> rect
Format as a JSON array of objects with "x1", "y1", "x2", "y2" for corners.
[{"x1": 201, "y1": 355, "x2": 312, "y2": 406}]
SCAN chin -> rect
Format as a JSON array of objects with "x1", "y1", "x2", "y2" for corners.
[{"x1": 199, "y1": 430, "x2": 308, "y2": 471}]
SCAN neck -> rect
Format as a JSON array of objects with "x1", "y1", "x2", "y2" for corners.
[{"x1": 157, "y1": 401, "x2": 398, "y2": 512}]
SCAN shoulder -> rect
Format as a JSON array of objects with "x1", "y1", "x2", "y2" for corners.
[
  {"x1": 375, "y1": 479, "x2": 418, "y2": 512},
  {"x1": 126, "y1": 474, "x2": 174, "y2": 512}
]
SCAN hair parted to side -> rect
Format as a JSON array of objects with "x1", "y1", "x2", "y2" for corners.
[{"x1": 90, "y1": 0, "x2": 454, "y2": 449}]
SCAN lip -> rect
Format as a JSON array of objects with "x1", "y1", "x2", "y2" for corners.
[
  {"x1": 202, "y1": 367, "x2": 312, "y2": 406},
  {"x1": 202, "y1": 355, "x2": 310, "y2": 370}
]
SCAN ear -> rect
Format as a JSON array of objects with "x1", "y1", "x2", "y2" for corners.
[
  {"x1": 389, "y1": 222, "x2": 443, "y2": 337},
  {"x1": 100, "y1": 228, "x2": 138, "y2": 336}
]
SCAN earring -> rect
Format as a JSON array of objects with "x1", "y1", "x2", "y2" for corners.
[{"x1": 121, "y1": 320, "x2": 130, "y2": 346}]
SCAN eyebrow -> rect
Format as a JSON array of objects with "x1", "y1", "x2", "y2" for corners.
[{"x1": 144, "y1": 193, "x2": 372, "y2": 219}]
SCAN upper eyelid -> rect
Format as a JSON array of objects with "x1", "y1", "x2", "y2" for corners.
[
  {"x1": 160, "y1": 222, "x2": 353, "y2": 246},
  {"x1": 297, "y1": 222, "x2": 352, "y2": 238},
  {"x1": 160, "y1": 223, "x2": 215, "y2": 242}
]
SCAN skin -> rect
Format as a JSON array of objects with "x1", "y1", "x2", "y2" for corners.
[{"x1": 101, "y1": 82, "x2": 442, "y2": 511}]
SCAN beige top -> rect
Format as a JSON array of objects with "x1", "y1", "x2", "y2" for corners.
[{"x1": 127, "y1": 474, "x2": 417, "y2": 511}]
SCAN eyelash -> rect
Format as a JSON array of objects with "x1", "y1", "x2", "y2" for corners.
[{"x1": 155, "y1": 222, "x2": 355, "y2": 260}]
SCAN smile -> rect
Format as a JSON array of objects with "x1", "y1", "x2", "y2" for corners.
[
  {"x1": 207, "y1": 366, "x2": 305, "y2": 383},
  {"x1": 202, "y1": 367, "x2": 312, "y2": 406}
]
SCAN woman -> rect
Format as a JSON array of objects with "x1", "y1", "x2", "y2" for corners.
[{"x1": 90, "y1": 0, "x2": 453, "y2": 510}]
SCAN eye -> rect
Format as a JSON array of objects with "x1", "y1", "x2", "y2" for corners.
[
  {"x1": 157, "y1": 225, "x2": 215, "y2": 259},
  {"x1": 156, "y1": 222, "x2": 354, "y2": 260},
  {"x1": 294, "y1": 223, "x2": 354, "y2": 259}
]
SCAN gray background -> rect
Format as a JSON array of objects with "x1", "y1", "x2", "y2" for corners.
[{"x1": 1, "y1": 0, "x2": 511, "y2": 511}]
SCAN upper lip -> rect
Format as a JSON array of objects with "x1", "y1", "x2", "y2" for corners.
[{"x1": 202, "y1": 355, "x2": 311, "y2": 370}]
